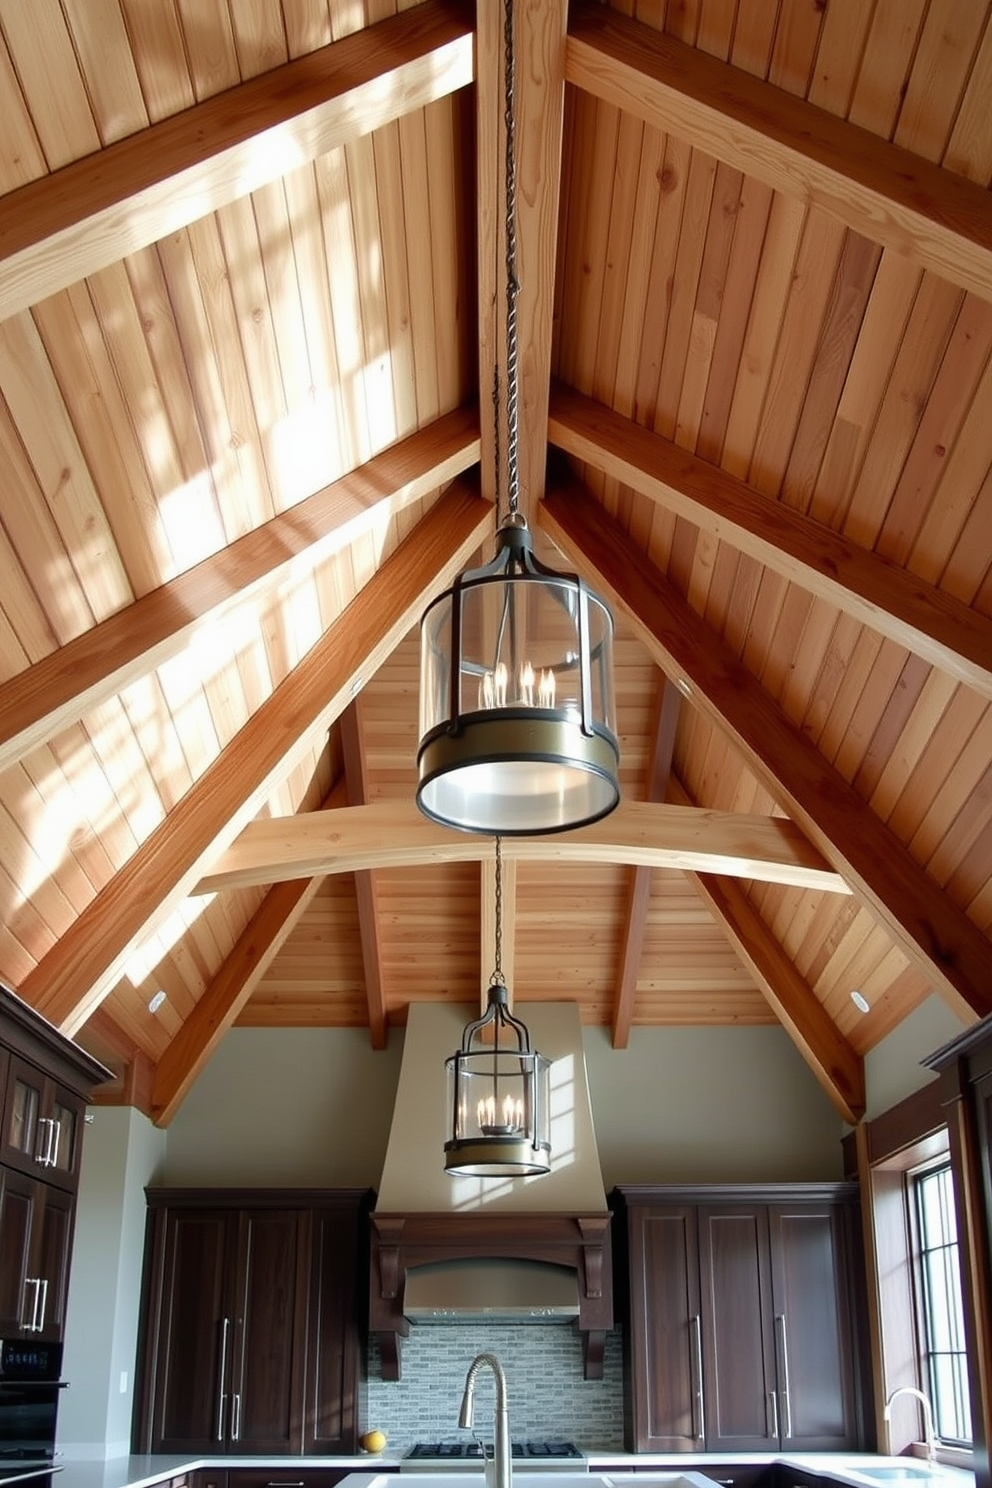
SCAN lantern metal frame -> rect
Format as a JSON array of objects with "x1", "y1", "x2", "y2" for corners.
[{"x1": 444, "y1": 838, "x2": 551, "y2": 1177}]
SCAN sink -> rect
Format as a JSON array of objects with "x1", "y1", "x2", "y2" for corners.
[
  {"x1": 851, "y1": 1472, "x2": 941, "y2": 1482},
  {"x1": 340, "y1": 1475, "x2": 713, "y2": 1488}
]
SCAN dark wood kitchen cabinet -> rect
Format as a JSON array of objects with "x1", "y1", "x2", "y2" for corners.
[
  {"x1": 0, "y1": 983, "x2": 110, "y2": 1341},
  {"x1": 0, "y1": 1166, "x2": 73, "y2": 1338},
  {"x1": 614, "y1": 1185, "x2": 869, "y2": 1455},
  {"x1": 133, "y1": 1188, "x2": 369, "y2": 1456}
]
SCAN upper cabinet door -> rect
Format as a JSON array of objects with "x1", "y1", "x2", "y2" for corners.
[
  {"x1": 0, "y1": 1055, "x2": 85, "y2": 1191},
  {"x1": 626, "y1": 1203, "x2": 703, "y2": 1453},
  {"x1": 767, "y1": 1200, "x2": 865, "y2": 1451},
  {"x1": 697, "y1": 1204, "x2": 778, "y2": 1453},
  {"x1": 229, "y1": 1207, "x2": 309, "y2": 1454}
]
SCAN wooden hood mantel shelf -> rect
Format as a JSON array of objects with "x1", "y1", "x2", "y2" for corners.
[{"x1": 369, "y1": 1210, "x2": 613, "y2": 1380}]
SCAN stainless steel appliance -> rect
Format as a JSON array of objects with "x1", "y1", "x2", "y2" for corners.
[
  {"x1": 401, "y1": 1441, "x2": 587, "y2": 1472},
  {"x1": 0, "y1": 1340, "x2": 66, "y2": 1484}
]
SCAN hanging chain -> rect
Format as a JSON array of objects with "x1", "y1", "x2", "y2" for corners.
[
  {"x1": 502, "y1": 0, "x2": 520, "y2": 519},
  {"x1": 490, "y1": 834, "x2": 503, "y2": 987}
]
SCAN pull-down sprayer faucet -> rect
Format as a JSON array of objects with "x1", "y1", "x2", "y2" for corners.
[
  {"x1": 459, "y1": 1353, "x2": 511, "y2": 1488},
  {"x1": 883, "y1": 1386, "x2": 939, "y2": 1462}
]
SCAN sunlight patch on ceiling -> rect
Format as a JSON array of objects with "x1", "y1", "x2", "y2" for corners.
[
  {"x1": 270, "y1": 387, "x2": 347, "y2": 507},
  {"x1": 159, "y1": 469, "x2": 226, "y2": 574},
  {"x1": 124, "y1": 893, "x2": 216, "y2": 986}
]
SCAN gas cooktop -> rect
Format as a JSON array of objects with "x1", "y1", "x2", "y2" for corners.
[{"x1": 402, "y1": 1442, "x2": 586, "y2": 1472}]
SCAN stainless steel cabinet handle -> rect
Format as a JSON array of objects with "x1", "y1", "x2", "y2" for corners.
[
  {"x1": 36, "y1": 1118, "x2": 56, "y2": 1167},
  {"x1": 35, "y1": 1278, "x2": 48, "y2": 1331},
  {"x1": 20, "y1": 1277, "x2": 41, "y2": 1330},
  {"x1": 776, "y1": 1313, "x2": 792, "y2": 1440},
  {"x1": 769, "y1": 1389, "x2": 779, "y2": 1441},
  {"x1": 266, "y1": 1481, "x2": 306, "y2": 1485},
  {"x1": 691, "y1": 1314, "x2": 705, "y2": 1442},
  {"x1": 49, "y1": 1120, "x2": 61, "y2": 1168},
  {"x1": 216, "y1": 1318, "x2": 229, "y2": 1442},
  {"x1": 231, "y1": 1392, "x2": 241, "y2": 1441}
]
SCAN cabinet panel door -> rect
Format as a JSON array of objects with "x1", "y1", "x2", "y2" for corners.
[
  {"x1": 768, "y1": 1202, "x2": 862, "y2": 1451},
  {"x1": 154, "y1": 1209, "x2": 234, "y2": 1453},
  {"x1": 0, "y1": 1168, "x2": 72, "y2": 1338},
  {"x1": 0, "y1": 1166, "x2": 37, "y2": 1333},
  {"x1": 231, "y1": 1208, "x2": 308, "y2": 1453},
  {"x1": 628, "y1": 1205, "x2": 703, "y2": 1452},
  {"x1": 0, "y1": 1059, "x2": 85, "y2": 1192},
  {"x1": 698, "y1": 1206, "x2": 776, "y2": 1452},
  {"x1": 304, "y1": 1205, "x2": 360, "y2": 1454},
  {"x1": 33, "y1": 1182, "x2": 73, "y2": 1339}
]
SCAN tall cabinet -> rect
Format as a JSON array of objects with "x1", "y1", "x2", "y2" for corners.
[
  {"x1": 614, "y1": 1184, "x2": 871, "y2": 1455},
  {"x1": 0, "y1": 984, "x2": 110, "y2": 1341},
  {"x1": 133, "y1": 1188, "x2": 369, "y2": 1456}
]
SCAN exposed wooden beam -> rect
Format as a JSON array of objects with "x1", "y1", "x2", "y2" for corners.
[
  {"x1": 150, "y1": 873, "x2": 323, "y2": 1127},
  {"x1": 612, "y1": 678, "x2": 682, "y2": 1049},
  {"x1": 0, "y1": 0, "x2": 474, "y2": 320},
  {"x1": 341, "y1": 702, "x2": 388, "y2": 1050},
  {"x1": 667, "y1": 776, "x2": 864, "y2": 1124},
  {"x1": 548, "y1": 382, "x2": 992, "y2": 701},
  {"x1": 19, "y1": 481, "x2": 492, "y2": 1036},
  {"x1": 0, "y1": 405, "x2": 479, "y2": 774},
  {"x1": 566, "y1": 0, "x2": 992, "y2": 304},
  {"x1": 196, "y1": 797, "x2": 846, "y2": 894},
  {"x1": 541, "y1": 476, "x2": 992, "y2": 1022},
  {"x1": 687, "y1": 867, "x2": 865, "y2": 1124}
]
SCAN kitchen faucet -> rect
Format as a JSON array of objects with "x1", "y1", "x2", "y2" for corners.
[
  {"x1": 459, "y1": 1352, "x2": 511, "y2": 1488},
  {"x1": 883, "y1": 1386, "x2": 939, "y2": 1462}
]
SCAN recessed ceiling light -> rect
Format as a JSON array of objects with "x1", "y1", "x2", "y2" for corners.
[
  {"x1": 850, "y1": 990, "x2": 870, "y2": 1013},
  {"x1": 148, "y1": 990, "x2": 167, "y2": 1014}
]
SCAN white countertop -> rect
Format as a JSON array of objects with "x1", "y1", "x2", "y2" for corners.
[{"x1": 49, "y1": 1451, "x2": 975, "y2": 1488}]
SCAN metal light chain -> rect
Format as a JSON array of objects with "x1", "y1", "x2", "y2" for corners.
[
  {"x1": 490, "y1": 834, "x2": 503, "y2": 988},
  {"x1": 502, "y1": 0, "x2": 520, "y2": 519}
]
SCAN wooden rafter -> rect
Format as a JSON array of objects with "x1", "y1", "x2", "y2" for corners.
[
  {"x1": 566, "y1": 0, "x2": 992, "y2": 304},
  {"x1": 20, "y1": 481, "x2": 492, "y2": 1037},
  {"x1": 341, "y1": 701, "x2": 388, "y2": 1050},
  {"x1": 196, "y1": 798, "x2": 846, "y2": 894},
  {"x1": 150, "y1": 869, "x2": 326, "y2": 1128},
  {"x1": 548, "y1": 382, "x2": 992, "y2": 701},
  {"x1": 540, "y1": 476, "x2": 992, "y2": 1023},
  {"x1": 666, "y1": 778, "x2": 865, "y2": 1124},
  {"x1": 612, "y1": 677, "x2": 682, "y2": 1049},
  {"x1": 0, "y1": 0, "x2": 474, "y2": 320},
  {"x1": 0, "y1": 406, "x2": 479, "y2": 774}
]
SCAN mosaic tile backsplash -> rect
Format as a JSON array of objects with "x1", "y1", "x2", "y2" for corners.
[{"x1": 362, "y1": 1323, "x2": 625, "y2": 1453}]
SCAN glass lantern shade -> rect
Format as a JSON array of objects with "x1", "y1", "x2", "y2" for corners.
[
  {"x1": 417, "y1": 520, "x2": 620, "y2": 835},
  {"x1": 445, "y1": 987, "x2": 551, "y2": 1177}
]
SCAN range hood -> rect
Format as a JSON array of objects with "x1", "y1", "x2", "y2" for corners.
[{"x1": 371, "y1": 1002, "x2": 613, "y2": 1380}]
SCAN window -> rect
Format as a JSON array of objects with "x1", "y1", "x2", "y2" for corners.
[{"x1": 912, "y1": 1161, "x2": 971, "y2": 1445}]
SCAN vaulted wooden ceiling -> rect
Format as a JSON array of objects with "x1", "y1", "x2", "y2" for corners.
[{"x1": 1, "y1": 0, "x2": 991, "y2": 1131}]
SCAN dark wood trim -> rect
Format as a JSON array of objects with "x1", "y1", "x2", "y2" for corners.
[
  {"x1": 368, "y1": 1210, "x2": 613, "y2": 1381},
  {"x1": 0, "y1": 981, "x2": 112, "y2": 1094},
  {"x1": 866, "y1": 1080, "x2": 947, "y2": 1165}
]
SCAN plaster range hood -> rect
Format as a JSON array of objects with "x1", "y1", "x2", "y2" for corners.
[{"x1": 370, "y1": 1002, "x2": 613, "y2": 1381}]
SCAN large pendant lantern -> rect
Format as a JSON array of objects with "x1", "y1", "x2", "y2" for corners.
[{"x1": 417, "y1": 514, "x2": 619, "y2": 835}]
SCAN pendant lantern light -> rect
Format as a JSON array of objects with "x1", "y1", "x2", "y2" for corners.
[
  {"x1": 416, "y1": 0, "x2": 620, "y2": 837},
  {"x1": 445, "y1": 838, "x2": 551, "y2": 1177}
]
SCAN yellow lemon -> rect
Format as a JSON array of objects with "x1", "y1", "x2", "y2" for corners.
[{"x1": 361, "y1": 1429, "x2": 387, "y2": 1453}]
